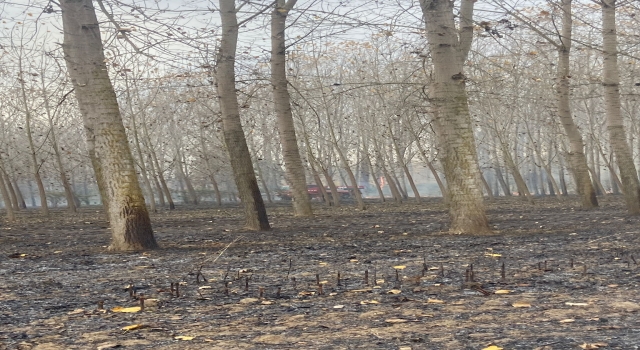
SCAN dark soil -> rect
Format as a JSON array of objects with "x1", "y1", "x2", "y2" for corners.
[{"x1": 2, "y1": 196, "x2": 640, "y2": 350}]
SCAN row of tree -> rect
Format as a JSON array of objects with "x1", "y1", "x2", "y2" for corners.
[{"x1": 0, "y1": 0, "x2": 638, "y2": 249}]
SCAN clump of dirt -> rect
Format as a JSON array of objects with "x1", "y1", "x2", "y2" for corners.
[{"x1": 1, "y1": 196, "x2": 639, "y2": 349}]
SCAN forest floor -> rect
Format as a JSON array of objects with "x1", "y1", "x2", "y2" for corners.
[{"x1": 1, "y1": 196, "x2": 640, "y2": 350}]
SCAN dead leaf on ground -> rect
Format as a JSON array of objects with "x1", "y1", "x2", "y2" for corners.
[
  {"x1": 565, "y1": 302, "x2": 589, "y2": 306},
  {"x1": 385, "y1": 318, "x2": 408, "y2": 323},
  {"x1": 239, "y1": 298, "x2": 259, "y2": 304},
  {"x1": 482, "y1": 345, "x2": 503, "y2": 350},
  {"x1": 121, "y1": 324, "x2": 145, "y2": 331},
  {"x1": 174, "y1": 335, "x2": 195, "y2": 340},
  {"x1": 559, "y1": 318, "x2": 575, "y2": 323},
  {"x1": 426, "y1": 298, "x2": 445, "y2": 304},
  {"x1": 111, "y1": 306, "x2": 141, "y2": 313},
  {"x1": 349, "y1": 288, "x2": 372, "y2": 293},
  {"x1": 494, "y1": 290, "x2": 511, "y2": 294},
  {"x1": 387, "y1": 289, "x2": 402, "y2": 294},
  {"x1": 393, "y1": 265, "x2": 406, "y2": 270},
  {"x1": 512, "y1": 301, "x2": 532, "y2": 308},
  {"x1": 579, "y1": 342, "x2": 608, "y2": 349},
  {"x1": 68, "y1": 308, "x2": 84, "y2": 315}
]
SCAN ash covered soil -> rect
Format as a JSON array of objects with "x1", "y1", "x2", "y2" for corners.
[{"x1": 1, "y1": 196, "x2": 640, "y2": 350}]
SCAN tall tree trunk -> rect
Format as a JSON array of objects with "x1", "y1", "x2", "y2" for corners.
[
  {"x1": 144, "y1": 125, "x2": 174, "y2": 209},
  {"x1": 500, "y1": 141, "x2": 534, "y2": 202},
  {"x1": 364, "y1": 146, "x2": 385, "y2": 202},
  {"x1": 126, "y1": 85, "x2": 157, "y2": 213},
  {"x1": 12, "y1": 178, "x2": 27, "y2": 209},
  {"x1": 199, "y1": 128, "x2": 223, "y2": 207},
  {"x1": 176, "y1": 150, "x2": 199, "y2": 205},
  {"x1": 479, "y1": 170, "x2": 494, "y2": 200},
  {"x1": 216, "y1": 0, "x2": 270, "y2": 230},
  {"x1": 494, "y1": 166, "x2": 510, "y2": 196},
  {"x1": 60, "y1": 0, "x2": 157, "y2": 250},
  {"x1": 18, "y1": 61, "x2": 49, "y2": 216},
  {"x1": 320, "y1": 165, "x2": 341, "y2": 207},
  {"x1": 602, "y1": 0, "x2": 640, "y2": 214},
  {"x1": 558, "y1": 154, "x2": 569, "y2": 196},
  {"x1": 1, "y1": 163, "x2": 20, "y2": 211},
  {"x1": 0, "y1": 167, "x2": 16, "y2": 221},
  {"x1": 271, "y1": 0, "x2": 313, "y2": 216},
  {"x1": 146, "y1": 153, "x2": 166, "y2": 207},
  {"x1": 43, "y1": 83, "x2": 77, "y2": 213},
  {"x1": 420, "y1": 0, "x2": 490, "y2": 233},
  {"x1": 388, "y1": 125, "x2": 421, "y2": 201},
  {"x1": 555, "y1": 0, "x2": 599, "y2": 208}
]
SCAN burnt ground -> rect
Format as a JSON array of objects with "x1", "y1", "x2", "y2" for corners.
[{"x1": 1, "y1": 196, "x2": 640, "y2": 350}]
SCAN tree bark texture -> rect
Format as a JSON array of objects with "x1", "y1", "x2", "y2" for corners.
[
  {"x1": 271, "y1": 0, "x2": 313, "y2": 216},
  {"x1": 18, "y1": 63, "x2": 49, "y2": 216},
  {"x1": 60, "y1": 0, "x2": 158, "y2": 250},
  {"x1": 556, "y1": 0, "x2": 598, "y2": 208},
  {"x1": 420, "y1": 0, "x2": 490, "y2": 233},
  {"x1": 602, "y1": 0, "x2": 640, "y2": 214},
  {"x1": 217, "y1": 0, "x2": 270, "y2": 230},
  {"x1": 0, "y1": 166, "x2": 16, "y2": 221}
]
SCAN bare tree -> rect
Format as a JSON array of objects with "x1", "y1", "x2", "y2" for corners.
[
  {"x1": 60, "y1": 0, "x2": 158, "y2": 250},
  {"x1": 419, "y1": 0, "x2": 490, "y2": 233},
  {"x1": 601, "y1": 0, "x2": 640, "y2": 214},
  {"x1": 271, "y1": 0, "x2": 313, "y2": 216},
  {"x1": 216, "y1": 0, "x2": 270, "y2": 230}
]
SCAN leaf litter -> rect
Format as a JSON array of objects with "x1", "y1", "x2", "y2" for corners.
[{"x1": 0, "y1": 197, "x2": 638, "y2": 348}]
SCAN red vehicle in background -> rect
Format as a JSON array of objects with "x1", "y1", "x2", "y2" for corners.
[{"x1": 277, "y1": 185, "x2": 364, "y2": 201}]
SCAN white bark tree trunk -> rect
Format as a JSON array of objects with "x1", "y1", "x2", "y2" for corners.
[
  {"x1": 556, "y1": 0, "x2": 599, "y2": 208},
  {"x1": 420, "y1": 0, "x2": 490, "y2": 233},
  {"x1": 601, "y1": 0, "x2": 640, "y2": 214},
  {"x1": 271, "y1": 0, "x2": 313, "y2": 216},
  {"x1": 60, "y1": 0, "x2": 158, "y2": 250},
  {"x1": 217, "y1": 0, "x2": 270, "y2": 230}
]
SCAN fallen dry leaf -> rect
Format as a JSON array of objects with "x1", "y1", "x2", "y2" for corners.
[
  {"x1": 387, "y1": 289, "x2": 402, "y2": 294},
  {"x1": 494, "y1": 290, "x2": 511, "y2": 294},
  {"x1": 385, "y1": 318, "x2": 408, "y2": 323},
  {"x1": 512, "y1": 301, "x2": 531, "y2": 308},
  {"x1": 121, "y1": 324, "x2": 145, "y2": 331},
  {"x1": 68, "y1": 308, "x2": 84, "y2": 315},
  {"x1": 112, "y1": 306, "x2": 141, "y2": 313},
  {"x1": 482, "y1": 346, "x2": 503, "y2": 350},
  {"x1": 559, "y1": 319, "x2": 575, "y2": 323},
  {"x1": 565, "y1": 302, "x2": 589, "y2": 306},
  {"x1": 174, "y1": 335, "x2": 195, "y2": 341},
  {"x1": 360, "y1": 300, "x2": 379, "y2": 305},
  {"x1": 426, "y1": 298, "x2": 445, "y2": 304},
  {"x1": 239, "y1": 298, "x2": 259, "y2": 304},
  {"x1": 333, "y1": 305, "x2": 345, "y2": 309},
  {"x1": 393, "y1": 265, "x2": 406, "y2": 270},
  {"x1": 579, "y1": 342, "x2": 608, "y2": 349}
]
